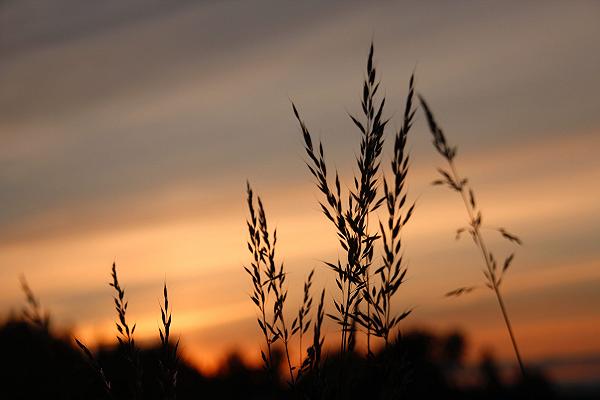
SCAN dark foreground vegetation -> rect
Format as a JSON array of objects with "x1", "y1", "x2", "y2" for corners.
[{"x1": 0, "y1": 317, "x2": 566, "y2": 400}]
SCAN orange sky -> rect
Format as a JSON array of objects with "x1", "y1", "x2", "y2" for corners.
[{"x1": 1, "y1": 0, "x2": 599, "y2": 379}]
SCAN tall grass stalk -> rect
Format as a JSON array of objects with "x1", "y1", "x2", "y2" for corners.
[
  {"x1": 359, "y1": 74, "x2": 416, "y2": 346},
  {"x1": 159, "y1": 282, "x2": 179, "y2": 400},
  {"x1": 292, "y1": 269, "x2": 314, "y2": 365},
  {"x1": 244, "y1": 182, "x2": 296, "y2": 385},
  {"x1": 244, "y1": 183, "x2": 275, "y2": 373},
  {"x1": 292, "y1": 43, "x2": 416, "y2": 355},
  {"x1": 110, "y1": 262, "x2": 143, "y2": 398},
  {"x1": 292, "y1": 43, "x2": 388, "y2": 355},
  {"x1": 419, "y1": 96, "x2": 526, "y2": 376}
]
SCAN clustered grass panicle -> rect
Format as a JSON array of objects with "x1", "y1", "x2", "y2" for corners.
[
  {"x1": 111, "y1": 263, "x2": 136, "y2": 349},
  {"x1": 358, "y1": 73, "x2": 416, "y2": 346},
  {"x1": 20, "y1": 275, "x2": 49, "y2": 330},
  {"x1": 419, "y1": 95, "x2": 525, "y2": 375},
  {"x1": 302, "y1": 288, "x2": 325, "y2": 375},
  {"x1": 110, "y1": 262, "x2": 143, "y2": 399},
  {"x1": 244, "y1": 182, "x2": 296, "y2": 384},
  {"x1": 292, "y1": 43, "x2": 389, "y2": 355},
  {"x1": 244, "y1": 183, "x2": 326, "y2": 388},
  {"x1": 159, "y1": 282, "x2": 179, "y2": 400},
  {"x1": 291, "y1": 269, "x2": 314, "y2": 363},
  {"x1": 244, "y1": 182, "x2": 277, "y2": 373},
  {"x1": 292, "y1": 43, "x2": 415, "y2": 356}
]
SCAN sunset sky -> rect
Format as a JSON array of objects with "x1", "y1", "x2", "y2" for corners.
[{"x1": 1, "y1": 0, "x2": 599, "y2": 382}]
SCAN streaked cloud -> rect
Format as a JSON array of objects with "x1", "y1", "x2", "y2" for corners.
[{"x1": 1, "y1": 0, "x2": 599, "y2": 372}]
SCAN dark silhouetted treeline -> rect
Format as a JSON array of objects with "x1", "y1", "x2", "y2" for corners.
[{"x1": 3, "y1": 316, "x2": 594, "y2": 400}]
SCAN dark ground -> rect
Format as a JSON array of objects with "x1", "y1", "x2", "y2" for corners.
[{"x1": 2, "y1": 318, "x2": 598, "y2": 399}]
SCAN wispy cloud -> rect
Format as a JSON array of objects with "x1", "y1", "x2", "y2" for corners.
[{"x1": 1, "y1": 0, "x2": 599, "y2": 371}]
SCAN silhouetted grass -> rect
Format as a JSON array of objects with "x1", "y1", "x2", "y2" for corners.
[
  {"x1": 419, "y1": 95, "x2": 526, "y2": 376},
  {"x1": 71, "y1": 263, "x2": 180, "y2": 399},
  {"x1": 359, "y1": 73, "x2": 416, "y2": 347},
  {"x1": 4, "y1": 41, "x2": 584, "y2": 400},
  {"x1": 159, "y1": 282, "x2": 178, "y2": 400},
  {"x1": 109, "y1": 262, "x2": 143, "y2": 398},
  {"x1": 292, "y1": 269, "x2": 314, "y2": 366},
  {"x1": 291, "y1": 43, "x2": 416, "y2": 359},
  {"x1": 244, "y1": 182, "x2": 324, "y2": 388},
  {"x1": 5, "y1": 308, "x2": 564, "y2": 400}
]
